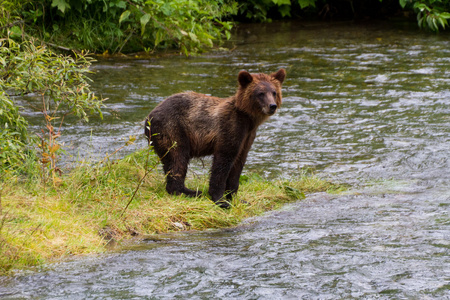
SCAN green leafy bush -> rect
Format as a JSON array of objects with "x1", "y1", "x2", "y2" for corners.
[
  {"x1": 0, "y1": 37, "x2": 29, "y2": 173},
  {"x1": 1, "y1": 0, "x2": 237, "y2": 54},
  {"x1": 236, "y1": 0, "x2": 450, "y2": 32},
  {"x1": 2, "y1": 41, "x2": 103, "y2": 122},
  {"x1": 2, "y1": 0, "x2": 450, "y2": 56},
  {"x1": 117, "y1": 0, "x2": 236, "y2": 54},
  {"x1": 0, "y1": 38, "x2": 103, "y2": 181},
  {"x1": 0, "y1": 97, "x2": 29, "y2": 171}
]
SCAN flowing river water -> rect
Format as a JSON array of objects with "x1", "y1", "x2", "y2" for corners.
[{"x1": 2, "y1": 21, "x2": 449, "y2": 298}]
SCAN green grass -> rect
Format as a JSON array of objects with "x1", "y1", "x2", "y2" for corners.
[{"x1": 0, "y1": 148, "x2": 343, "y2": 274}]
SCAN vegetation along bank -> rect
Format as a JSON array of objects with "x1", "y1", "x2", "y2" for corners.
[{"x1": 1, "y1": 0, "x2": 449, "y2": 55}]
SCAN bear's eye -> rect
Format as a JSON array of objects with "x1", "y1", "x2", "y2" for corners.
[
  {"x1": 272, "y1": 91, "x2": 277, "y2": 98},
  {"x1": 257, "y1": 92, "x2": 265, "y2": 98}
]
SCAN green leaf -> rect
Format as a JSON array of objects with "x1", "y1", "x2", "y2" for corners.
[
  {"x1": 116, "y1": 1, "x2": 127, "y2": 9},
  {"x1": 279, "y1": 5, "x2": 291, "y2": 17},
  {"x1": 188, "y1": 32, "x2": 199, "y2": 43},
  {"x1": 10, "y1": 26, "x2": 22, "y2": 38},
  {"x1": 298, "y1": 0, "x2": 315, "y2": 9},
  {"x1": 51, "y1": 0, "x2": 71, "y2": 13},
  {"x1": 438, "y1": 17, "x2": 447, "y2": 29},
  {"x1": 160, "y1": 3, "x2": 173, "y2": 16},
  {"x1": 440, "y1": 12, "x2": 450, "y2": 19},
  {"x1": 283, "y1": 185, "x2": 305, "y2": 199},
  {"x1": 414, "y1": 3, "x2": 428, "y2": 12},
  {"x1": 140, "y1": 13, "x2": 151, "y2": 34},
  {"x1": 432, "y1": 17, "x2": 438, "y2": 31},
  {"x1": 239, "y1": 174, "x2": 250, "y2": 183},
  {"x1": 140, "y1": 13, "x2": 151, "y2": 27},
  {"x1": 119, "y1": 10, "x2": 131, "y2": 24},
  {"x1": 273, "y1": 0, "x2": 291, "y2": 5},
  {"x1": 399, "y1": 0, "x2": 408, "y2": 9},
  {"x1": 427, "y1": 15, "x2": 435, "y2": 30},
  {"x1": 154, "y1": 30, "x2": 163, "y2": 47},
  {"x1": 181, "y1": 45, "x2": 188, "y2": 56},
  {"x1": 418, "y1": 16, "x2": 424, "y2": 28}
]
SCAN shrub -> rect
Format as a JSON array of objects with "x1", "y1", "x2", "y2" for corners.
[
  {"x1": 0, "y1": 38, "x2": 103, "y2": 182},
  {"x1": 0, "y1": 97, "x2": 29, "y2": 172},
  {"x1": 1, "y1": 0, "x2": 237, "y2": 54}
]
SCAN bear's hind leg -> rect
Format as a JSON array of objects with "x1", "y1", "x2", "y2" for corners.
[{"x1": 162, "y1": 152, "x2": 201, "y2": 198}]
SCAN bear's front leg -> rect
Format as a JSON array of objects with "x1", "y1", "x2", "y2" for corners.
[
  {"x1": 209, "y1": 153, "x2": 238, "y2": 208},
  {"x1": 225, "y1": 155, "x2": 246, "y2": 201},
  {"x1": 226, "y1": 132, "x2": 255, "y2": 202},
  {"x1": 225, "y1": 133, "x2": 254, "y2": 201}
]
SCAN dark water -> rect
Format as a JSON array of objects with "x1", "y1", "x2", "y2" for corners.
[{"x1": 2, "y1": 21, "x2": 449, "y2": 298}]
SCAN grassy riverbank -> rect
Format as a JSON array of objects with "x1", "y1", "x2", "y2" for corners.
[{"x1": 0, "y1": 148, "x2": 342, "y2": 274}]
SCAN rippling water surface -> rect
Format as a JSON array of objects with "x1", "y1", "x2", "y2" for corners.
[{"x1": 2, "y1": 21, "x2": 449, "y2": 299}]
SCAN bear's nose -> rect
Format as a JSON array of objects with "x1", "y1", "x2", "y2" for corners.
[{"x1": 269, "y1": 104, "x2": 277, "y2": 113}]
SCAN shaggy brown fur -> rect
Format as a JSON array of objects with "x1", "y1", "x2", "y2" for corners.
[{"x1": 145, "y1": 69, "x2": 286, "y2": 208}]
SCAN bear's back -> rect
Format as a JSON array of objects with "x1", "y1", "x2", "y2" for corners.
[{"x1": 148, "y1": 91, "x2": 232, "y2": 157}]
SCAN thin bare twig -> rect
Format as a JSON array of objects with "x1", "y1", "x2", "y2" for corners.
[
  {"x1": 43, "y1": 41, "x2": 74, "y2": 52},
  {"x1": 97, "y1": 143, "x2": 131, "y2": 166},
  {"x1": 116, "y1": 29, "x2": 135, "y2": 54},
  {"x1": 120, "y1": 147, "x2": 155, "y2": 218},
  {"x1": 120, "y1": 135, "x2": 176, "y2": 217}
]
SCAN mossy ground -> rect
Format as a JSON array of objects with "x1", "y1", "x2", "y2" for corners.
[{"x1": 0, "y1": 148, "x2": 343, "y2": 274}]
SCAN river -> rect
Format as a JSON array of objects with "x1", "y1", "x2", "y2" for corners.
[{"x1": 1, "y1": 21, "x2": 449, "y2": 299}]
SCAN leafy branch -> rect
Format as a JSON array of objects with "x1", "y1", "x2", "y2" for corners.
[
  {"x1": 1, "y1": 38, "x2": 105, "y2": 185},
  {"x1": 413, "y1": 1, "x2": 450, "y2": 31}
]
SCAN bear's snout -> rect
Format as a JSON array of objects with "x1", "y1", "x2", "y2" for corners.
[
  {"x1": 262, "y1": 103, "x2": 278, "y2": 115},
  {"x1": 269, "y1": 104, "x2": 277, "y2": 114}
]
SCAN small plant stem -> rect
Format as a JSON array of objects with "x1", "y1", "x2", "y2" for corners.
[
  {"x1": 121, "y1": 141, "x2": 175, "y2": 217},
  {"x1": 121, "y1": 147, "x2": 153, "y2": 217},
  {"x1": 97, "y1": 144, "x2": 128, "y2": 167},
  {"x1": 116, "y1": 30, "x2": 135, "y2": 54}
]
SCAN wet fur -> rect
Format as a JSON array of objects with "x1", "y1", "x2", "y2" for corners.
[{"x1": 145, "y1": 69, "x2": 286, "y2": 208}]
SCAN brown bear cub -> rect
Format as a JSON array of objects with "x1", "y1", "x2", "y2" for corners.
[{"x1": 145, "y1": 69, "x2": 286, "y2": 208}]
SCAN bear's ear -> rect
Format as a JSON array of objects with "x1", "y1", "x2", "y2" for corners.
[
  {"x1": 238, "y1": 70, "x2": 253, "y2": 88},
  {"x1": 271, "y1": 68, "x2": 286, "y2": 84}
]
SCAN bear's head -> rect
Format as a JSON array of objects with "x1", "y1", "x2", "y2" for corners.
[{"x1": 236, "y1": 69, "x2": 286, "y2": 121}]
